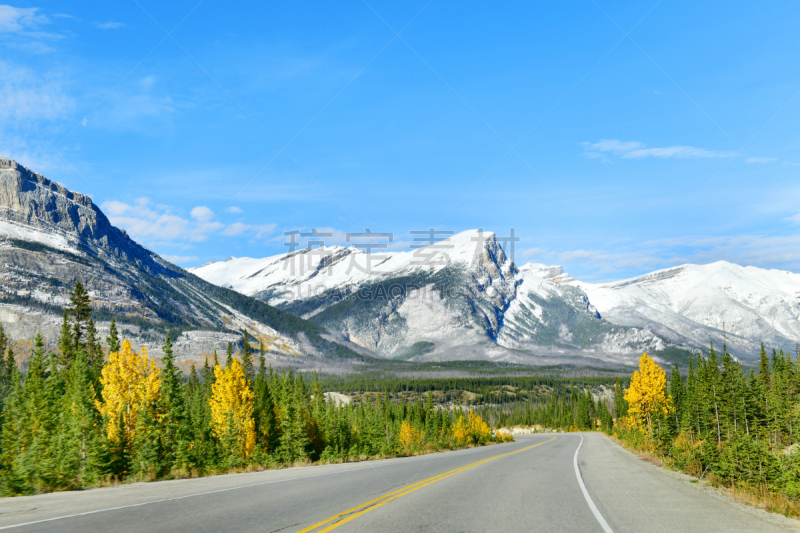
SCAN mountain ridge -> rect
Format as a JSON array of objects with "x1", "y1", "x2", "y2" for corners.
[
  {"x1": 190, "y1": 231, "x2": 697, "y2": 365},
  {"x1": 0, "y1": 158, "x2": 367, "y2": 364},
  {"x1": 191, "y1": 236, "x2": 800, "y2": 363}
]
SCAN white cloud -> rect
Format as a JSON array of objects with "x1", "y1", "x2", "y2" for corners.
[
  {"x1": 94, "y1": 21, "x2": 124, "y2": 29},
  {"x1": 583, "y1": 139, "x2": 737, "y2": 161},
  {"x1": 101, "y1": 198, "x2": 278, "y2": 246},
  {"x1": 0, "y1": 5, "x2": 48, "y2": 32},
  {"x1": 221, "y1": 222, "x2": 249, "y2": 236},
  {"x1": 101, "y1": 197, "x2": 190, "y2": 242},
  {"x1": 583, "y1": 140, "x2": 644, "y2": 154},
  {"x1": 100, "y1": 198, "x2": 226, "y2": 245},
  {"x1": 190, "y1": 206, "x2": 214, "y2": 223},
  {"x1": 745, "y1": 157, "x2": 777, "y2": 164},
  {"x1": 519, "y1": 247, "x2": 546, "y2": 258},
  {"x1": 226, "y1": 206, "x2": 243, "y2": 213}
]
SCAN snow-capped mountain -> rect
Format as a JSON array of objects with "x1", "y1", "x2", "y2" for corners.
[
  {"x1": 0, "y1": 158, "x2": 364, "y2": 363},
  {"x1": 572, "y1": 262, "x2": 800, "y2": 357},
  {"x1": 191, "y1": 231, "x2": 691, "y2": 364},
  {"x1": 192, "y1": 232, "x2": 800, "y2": 364}
]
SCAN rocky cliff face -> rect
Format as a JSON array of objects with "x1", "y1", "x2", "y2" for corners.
[
  {"x1": 191, "y1": 231, "x2": 691, "y2": 365},
  {"x1": 0, "y1": 158, "x2": 139, "y2": 260},
  {"x1": 0, "y1": 159, "x2": 365, "y2": 365}
]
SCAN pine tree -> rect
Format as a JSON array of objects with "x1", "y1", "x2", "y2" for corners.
[
  {"x1": 69, "y1": 281, "x2": 92, "y2": 351},
  {"x1": 253, "y1": 347, "x2": 275, "y2": 455},
  {"x1": 240, "y1": 331, "x2": 254, "y2": 385},
  {"x1": 225, "y1": 342, "x2": 233, "y2": 369},
  {"x1": 160, "y1": 334, "x2": 188, "y2": 470},
  {"x1": 13, "y1": 333, "x2": 50, "y2": 491},
  {"x1": 62, "y1": 350, "x2": 106, "y2": 486},
  {"x1": 0, "y1": 323, "x2": 7, "y2": 380},
  {"x1": 57, "y1": 310, "x2": 73, "y2": 367},
  {"x1": 85, "y1": 317, "x2": 102, "y2": 374},
  {"x1": 669, "y1": 363, "x2": 684, "y2": 433},
  {"x1": 4, "y1": 345, "x2": 15, "y2": 383},
  {"x1": 0, "y1": 364, "x2": 24, "y2": 494},
  {"x1": 613, "y1": 378, "x2": 628, "y2": 420},
  {"x1": 106, "y1": 318, "x2": 120, "y2": 354},
  {"x1": 130, "y1": 394, "x2": 164, "y2": 479}
]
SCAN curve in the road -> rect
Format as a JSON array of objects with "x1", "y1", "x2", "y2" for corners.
[{"x1": 574, "y1": 435, "x2": 615, "y2": 533}]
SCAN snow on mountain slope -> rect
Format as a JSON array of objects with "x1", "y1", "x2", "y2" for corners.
[
  {"x1": 194, "y1": 230, "x2": 524, "y2": 360},
  {"x1": 192, "y1": 232, "x2": 686, "y2": 364},
  {"x1": 497, "y1": 263, "x2": 672, "y2": 361},
  {"x1": 572, "y1": 261, "x2": 800, "y2": 358},
  {"x1": 192, "y1": 230, "x2": 503, "y2": 306},
  {"x1": 0, "y1": 158, "x2": 363, "y2": 363}
]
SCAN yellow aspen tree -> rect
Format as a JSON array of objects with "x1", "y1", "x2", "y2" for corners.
[
  {"x1": 452, "y1": 413, "x2": 470, "y2": 446},
  {"x1": 96, "y1": 340, "x2": 162, "y2": 446},
  {"x1": 209, "y1": 358, "x2": 256, "y2": 458},
  {"x1": 451, "y1": 410, "x2": 491, "y2": 446},
  {"x1": 399, "y1": 421, "x2": 423, "y2": 451},
  {"x1": 468, "y1": 411, "x2": 491, "y2": 443},
  {"x1": 624, "y1": 352, "x2": 672, "y2": 435}
]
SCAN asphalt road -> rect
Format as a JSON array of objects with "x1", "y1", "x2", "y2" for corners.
[{"x1": 0, "y1": 433, "x2": 793, "y2": 532}]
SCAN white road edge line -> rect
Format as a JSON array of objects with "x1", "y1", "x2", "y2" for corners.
[
  {"x1": 0, "y1": 439, "x2": 522, "y2": 531},
  {"x1": 574, "y1": 435, "x2": 615, "y2": 533}
]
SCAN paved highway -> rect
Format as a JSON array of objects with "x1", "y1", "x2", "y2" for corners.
[{"x1": 0, "y1": 433, "x2": 793, "y2": 532}]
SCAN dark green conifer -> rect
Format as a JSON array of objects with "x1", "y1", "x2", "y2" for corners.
[
  {"x1": 225, "y1": 342, "x2": 233, "y2": 369},
  {"x1": 160, "y1": 334, "x2": 188, "y2": 469},
  {"x1": 669, "y1": 363, "x2": 684, "y2": 432},
  {"x1": 69, "y1": 281, "x2": 92, "y2": 351},
  {"x1": 57, "y1": 310, "x2": 73, "y2": 367},
  {"x1": 240, "y1": 330, "x2": 254, "y2": 384},
  {"x1": 0, "y1": 364, "x2": 24, "y2": 494},
  {"x1": 106, "y1": 318, "x2": 120, "y2": 354}
]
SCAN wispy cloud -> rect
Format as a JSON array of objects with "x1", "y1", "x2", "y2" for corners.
[
  {"x1": 226, "y1": 206, "x2": 243, "y2": 213},
  {"x1": 102, "y1": 198, "x2": 192, "y2": 242},
  {"x1": 101, "y1": 198, "x2": 277, "y2": 247},
  {"x1": 519, "y1": 247, "x2": 546, "y2": 259},
  {"x1": 221, "y1": 222, "x2": 276, "y2": 238},
  {"x1": 582, "y1": 139, "x2": 737, "y2": 161},
  {"x1": 556, "y1": 232, "x2": 800, "y2": 280},
  {"x1": 0, "y1": 60, "x2": 74, "y2": 121},
  {"x1": 0, "y1": 5, "x2": 48, "y2": 33},
  {"x1": 94, "y1": 21, "x2": 124, "y2": 30}
]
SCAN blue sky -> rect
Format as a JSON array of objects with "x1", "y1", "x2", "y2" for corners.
[{"x1": 1, "y1": 0, "x2": 799, "y2": 280}]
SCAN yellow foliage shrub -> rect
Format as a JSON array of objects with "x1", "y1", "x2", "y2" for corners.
[
  {"x1": 209, "y1": 359, "x2": 256, "y2": 458},
  {"x1": 96, "y1": 340, "x2": 162, "y2": 446},
  {"x1": 399, "y1": 421, "x2": 424, "y2": 451},
  {"x1": 452, "y1": 410, "x2": 491, "y2": 446}
]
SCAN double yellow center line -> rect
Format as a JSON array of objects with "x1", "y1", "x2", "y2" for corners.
[{"x1": 298, "y1": 436, "x2": 557, "y2": 532}]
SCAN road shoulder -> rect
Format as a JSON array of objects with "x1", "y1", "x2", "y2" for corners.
[{"x1": 578, "y1": 432, "x2": 800, "y2": 532}]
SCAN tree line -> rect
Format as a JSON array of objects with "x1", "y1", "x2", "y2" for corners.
[
  {"x1": 476, "y1": 348, "x2": 800, "y2": 506},
  {"x1": 0, "y1": 283, "x2": 507, "y2": 495},
  {"x1": 614, "y1": 347, "x2": 800, "y2": 503}
]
